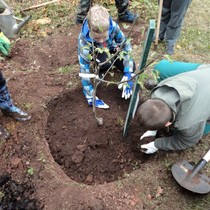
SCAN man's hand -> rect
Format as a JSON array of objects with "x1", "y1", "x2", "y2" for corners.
[
  {"x1": 141, "y1": 141, "x2": 158, "y2": 154},
  {"x1": 118, "y1": 72, "x2": 134, "y2": 100},
  {"x1": 140, "y1": 130, "x2": 157, "y2": 140},
  {"x1": 0, "y1": 32, "x2": 10, "y2": 56}
]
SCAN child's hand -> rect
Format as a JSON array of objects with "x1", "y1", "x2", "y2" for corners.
[{"x1": 118, "y1": 73, "x2": 135, "y2": 100}]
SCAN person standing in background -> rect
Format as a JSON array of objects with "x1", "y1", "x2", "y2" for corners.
[
  {"x1": 158, "y1": 0, "x2": 191, "y2": 55},
  {"x1": 76, "y1": 0, "x2": 138, "y2": 24}
]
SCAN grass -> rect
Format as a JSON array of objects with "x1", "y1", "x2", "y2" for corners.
[{"x1": 175, "y1": 0, "x2": 210, "y2": 63}]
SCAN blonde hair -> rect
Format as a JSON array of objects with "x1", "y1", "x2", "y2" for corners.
[{"x1": 87, "y1": 5, "x2": 110, "y2": 34}]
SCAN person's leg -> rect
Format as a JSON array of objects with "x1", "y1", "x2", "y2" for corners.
[
  {"x1": 165, "y1": 0, "x2": 192, "y2": 54},
  {"x1": 81, "y1": 51, "x2": 110, "y2": 109},
  {"x1": 96, "y1": 51, "x2": 112, "y2": 77},
  {"x1": 154, "y1": 59, "x2": 201, "y2": 81},
  {"x1": 158, "y1": 0, "x2": 172, "y2": 40},
  {"x1": 0, "y1": 72, "x2": 31, "y2": 121},
  {"x1": 75, "y1": 0, "x2": 91, "y2": 24},
  {"x1": 115, "y1": 0, "x2": 138, "y2": 23},
  {"x1": 0, "y1": 71, "x2": 31, "y2": 139},
  {"x1": 204, "y1": 123, "x2": 210, "y2": 136},
  {"x1": 144, "y1": 59, "x2": 201, "y2": 90}
]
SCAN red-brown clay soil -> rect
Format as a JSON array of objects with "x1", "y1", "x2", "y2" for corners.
[{"x1": 0, "y1": 20, "x2": 208, "y2": 210}]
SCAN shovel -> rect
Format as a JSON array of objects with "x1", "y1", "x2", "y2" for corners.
[
  {"x1": 154, "y1": 0, "x2": 163, "y2": 50},
  {"x1": 171, "y1": 149, "x2": 210, "y2": 194}
]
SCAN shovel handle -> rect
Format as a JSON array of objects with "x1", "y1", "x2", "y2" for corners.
[
  {"x1": 203, "y1": 149, "x2": 210, "y2": 162},
  {"x1": 190, "y1": 149, "x2": 210, "y2": 178},
  {"x1": 155, "y1": 0, "x2": 163, "y2": 46}
]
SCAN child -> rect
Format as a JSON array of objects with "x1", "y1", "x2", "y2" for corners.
[{"x1": 78, "y1": 5, "x2": 135, "y2": 109}]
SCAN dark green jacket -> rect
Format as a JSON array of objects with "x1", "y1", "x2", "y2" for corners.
[{"x1": 151, "y1": 66, "x2": 210, "y2": 150}]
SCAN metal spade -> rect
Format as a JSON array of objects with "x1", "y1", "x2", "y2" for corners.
[{"x1": 171, "y1": 149, "x2": 210, "y2": 194}]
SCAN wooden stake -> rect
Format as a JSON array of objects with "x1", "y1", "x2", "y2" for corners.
[
  {"x1": 154, "y1": 0, "x2": 163, "y2": 50},
  {"x1": 22, "y1": 0, "x2": 61, "y2": 12}
]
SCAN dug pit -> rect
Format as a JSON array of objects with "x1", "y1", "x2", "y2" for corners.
[{"x1": 45, "y1": 85, "x2": 152, "y2": 185}]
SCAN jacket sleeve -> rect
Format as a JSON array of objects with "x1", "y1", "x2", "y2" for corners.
[
  {"x1": 154, "y1": 121, "x2": 205, "y2": 151},
  {"x1": 113, "y1": 23, "x2": 133, "y2": 73},
  {"x1": 78, "y1": 33, "x2": 94, "y2": 99}
]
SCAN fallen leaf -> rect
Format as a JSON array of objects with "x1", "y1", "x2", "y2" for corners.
[
  {"x1": 147, "y1": 194, "x2": 152, "y2": 200},
  {"x1": 176, "y1": 45, "x2": 181, "y2": 49},
  {"x1": 35, "y1": 17, "x2": 51, "y2": 25},
  {"x1": 156, "y1": 186, "x2": 163, "y2": 198}
]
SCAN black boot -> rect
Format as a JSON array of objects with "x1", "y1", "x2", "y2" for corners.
[{"x1": 0, "y1": 85, "x2": 31, "y2": 122}]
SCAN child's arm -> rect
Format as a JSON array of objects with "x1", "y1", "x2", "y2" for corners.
[
  {"x1": 78, "y1": 34, "x2": 94, "y2": 99},
  {"x1": 113, "y1": 23, "x2": 133, "y2": 73},
  {"x1": 78, "y1": 34, "x2": 92, "y2": 74}
]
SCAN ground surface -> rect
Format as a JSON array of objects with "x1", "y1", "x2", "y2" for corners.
[{"x1": 0, "y1": 0, "x2": 210, "y2": 210}]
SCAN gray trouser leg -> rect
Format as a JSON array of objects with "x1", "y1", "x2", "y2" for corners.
[
  {"x1": 159, "y1": 0, "x2": 174, "y2": 40},
  {"x1": 76, "y1": 0, "x2": 91, "y2": 21},
  {"x1": 163, "y1": 0, "x2": 191, "y2": 47}
]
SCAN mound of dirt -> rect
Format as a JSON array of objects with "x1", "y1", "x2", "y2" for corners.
[{"x1": 0, "y1": 174, "x2": 42, "y2": 210}]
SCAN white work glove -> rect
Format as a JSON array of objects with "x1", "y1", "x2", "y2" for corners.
[
  {"x1": 141, "y1": 141, "x2": 158, "y2": 154},
  {"x1": 118, "y1": 73, "x2": 135, "y2": 100},
  {"x1": 140, "y1": 130, "x2": 158, "y2": 154},
  {"x1": 140, "y1": 130, "x2": 157, "y2": 140}
]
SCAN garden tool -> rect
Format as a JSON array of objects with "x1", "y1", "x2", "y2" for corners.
[
  {"x1": 154, "y1": 0, "x2": 163, "y2": 50},
  {"x1": 171, "y1": 149, "x2": 210, "y2": 194},
  {"x1": 0, "y1": 0, "x2": 31, "y2": 38}
]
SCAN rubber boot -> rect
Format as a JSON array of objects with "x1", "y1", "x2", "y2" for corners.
[
  {"x1": 166, "y1": 45, "x2": 175, "y2": 55},
  {"x1": 118, "y1": 11, "x2": 138, "y2": 23},
  {"x1": 0, "y1": 85, "x2": 31, "y2": 122}
]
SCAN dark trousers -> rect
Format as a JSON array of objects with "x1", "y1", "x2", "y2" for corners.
[
  {"x1": 0, "y1": 71, "x2": 5, "y2": 89},
  {"x1": 95, "y1": 51, "x2": 135, "y2": 75},
  {"x1": 159, "y1": 0, "x2": 191, "y2": 47},
  {"x1": 96, "y1": 51, "x2": 124, "y2": 74},
  {"x1": 76, "y1": 0, "x2": 129, "y2": 21}
]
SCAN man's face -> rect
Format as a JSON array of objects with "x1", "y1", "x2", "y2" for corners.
[{"x1": 90, "y1": 31, "x2": 109, "y2": 44}]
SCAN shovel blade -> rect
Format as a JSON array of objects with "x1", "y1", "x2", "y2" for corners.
[{"x1": 171, "y1": 160, "x2": 210, "y2": 194}]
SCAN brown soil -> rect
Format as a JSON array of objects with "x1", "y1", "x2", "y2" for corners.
[
  {"x1": 45, "y1": 85, "x2": 148, "y2": 185},
  {"x1": 0, "y1": 14, "x2": 209, "y2": 210}
]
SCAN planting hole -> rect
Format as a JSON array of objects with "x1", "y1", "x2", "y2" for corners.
[{"x1": 46, "y1": 86, "x2": 150, "y2": 185}]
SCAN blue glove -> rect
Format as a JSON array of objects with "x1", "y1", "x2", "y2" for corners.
[
  {"x1": 118, "y1": 72, "x2": 134, "y2": 100},
  {"x1": 87, "y1": 96, "x2": 109, "y2": 109}
]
